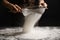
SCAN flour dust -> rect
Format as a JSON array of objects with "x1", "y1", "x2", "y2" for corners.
[{"x1": 22, "y1": 8, "x2": 46, "y2": 33}]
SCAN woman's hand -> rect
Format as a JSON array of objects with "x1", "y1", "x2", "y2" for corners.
[
  {"x1": 8, "y1": 4, "x2": 22, "y2": 13},
  {"x1": 3, "y1": 0, "x2": 22, "y2": 13},
  {"x1": 39, "y1": 0, "x2": 48, "y2": 9}
]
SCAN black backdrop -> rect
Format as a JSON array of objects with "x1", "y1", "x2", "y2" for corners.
[{"x1": 39, "y1": 0, "x2": 60, "y2": 26}]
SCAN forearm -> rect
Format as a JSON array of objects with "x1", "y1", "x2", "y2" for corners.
[{"x1": 2, "y1": 0, "x2": 13, "y2": 8}]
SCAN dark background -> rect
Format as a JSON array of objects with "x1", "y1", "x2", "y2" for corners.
[{"x1": 38, "y1": 0, "x2": 60, "y2": 26}]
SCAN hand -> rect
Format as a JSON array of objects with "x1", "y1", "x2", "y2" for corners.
[
  {"x1": 39, "y1": 1, "x2": 48, "y2": 9},
  {"x1": 8, "y1": 4, "x2": 22, "y2": 13}
]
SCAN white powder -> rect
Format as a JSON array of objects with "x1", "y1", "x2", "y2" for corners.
[
  {"x1": 0, "y1": 8, "x2": 60, "y2": 40},
  {"x1": 22, "y1": 8, "x2": 46, "y2": 33}
]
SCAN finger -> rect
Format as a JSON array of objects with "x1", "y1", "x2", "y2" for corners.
[
  {"x1": 44, "y1": 3, "x2": 47, "y2": 7},
  {"x1": 44, "y1": 3, "x2": 48, "y2": 9},
  {"x1": 39, "y1": 2, "x2": 44, "y2": 7},
  {"x1": 15, "y1": 4, "x2": 22, "y2": 12},
  {"x1": 12, "y1": 5, "x2": 19, "y2": 12},
  {"x1": 40, "y1": 3, "x2": 44, "y2": 7},
  {"x1": 39, "y1": 4, "x2": 44, "y2": 8},
  {"x1": 41, "y1": 3, "x2": 44, "y2": 6},
  {"x1": 15, "y1": 4, "x2": 21, "y2": 9}
]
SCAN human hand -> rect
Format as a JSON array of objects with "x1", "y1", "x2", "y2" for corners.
[
  {"x1": 8, "y1": 4, "x2": 22, "y2": 13},
  {"x1": 39, "y1": 1, "x2": 48, "y2": 9}
]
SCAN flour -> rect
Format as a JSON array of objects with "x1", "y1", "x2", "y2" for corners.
[{"x1": 22, "y1": 8, "x2": 46, "y2": 33}]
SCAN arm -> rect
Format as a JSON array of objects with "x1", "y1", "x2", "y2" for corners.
[
  {"x1": 2, "y1": 0, "x2": 14, "y2": 9},
  {"x1": 2, "y1": 0, "x2": 22, "y2": 13}
]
